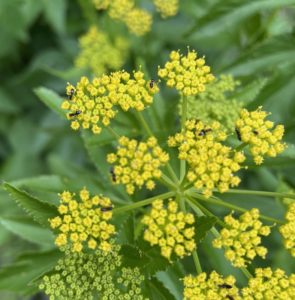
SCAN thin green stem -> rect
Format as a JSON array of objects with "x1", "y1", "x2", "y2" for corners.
[
  {"x1": 225, "y1": 188, "x2": 295, "y2": 200},
  {"x1": 107, "y1": 126, "x2": 120, "y2": 140},
  {"x1": 189, "y1": 190, "x2": 283, "y2": 224},
  {"x1": 158, "y1": 174, "x2": 177, "y2": 190},
  {"x1": 192, "y1": 251, "x2": 202, "y2": 274},
  {"x1": 137, "y1": 111, "x2": 154, "y2": 137},
  {"x1": 234, "y1": 142, "x2": 248, "y2": 151},
  {"x1": 113, "y1": 191, "x2": 175, "y2": 214},
  {"x1": 166, "y1": 163, "x2": 179, "y2": 184},
  {"x1": 180, "y1": 94, "x2": 187, "y2": 181}
]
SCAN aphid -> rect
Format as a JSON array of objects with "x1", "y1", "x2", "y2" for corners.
[
  {"x1": 68, "y1": 88, "x2": 75, "y2": 100},
  {"x1": 149, "y1": 79, "x2": 155, "y2": 89},
  {"x1": 101, "y1": 206, "x2": 113, "y2": 212},
  {"x1": 110, "y1": 167, "x2": 116, "y2": 183},
  {"x1": 219, "y1": 284, "x2": 233, "y2": 289},
  {"x1": 235, "y1": 127, "x2": 241, "y2": 141},
  {"x1": 69, "y1": 110, "x2": 82, "y2": 117},
  {"x1": 198, "y1": 128, "x2": 212, "y2": 136}
]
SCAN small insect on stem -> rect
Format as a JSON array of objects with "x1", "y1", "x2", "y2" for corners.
[
  {"x1": 100, "y1": 206, "x2": 113, "y2": 212},
  {"x1": 198, "y1": 128, "x2": 212, "y2": 136},
  {"x1": 68, "y1": 88, "x2": 75, "y2": 100},
  {"x1": 69, "y1": 110, "x2": 82, "y2": 117},
  {"x1": 235, "y1": 127, "x2": 241, "y2": 141},
  {"x1": 110, "y1": 167, "x2": 116, "y2": 183}
]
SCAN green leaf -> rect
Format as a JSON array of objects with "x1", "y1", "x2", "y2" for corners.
[
  {"x1": 143, "y1": 277, "x2": 176, "y2": 300},
  {"x1": 194, "y1": 216, "x2": 217, "y2": 243},
  {"x1": 119, "y1": 244, "x2": 150, "y2": 269},
  {"x1": 34, "y1": 87, "x2": 66, "y2": 119},
  {"x1": 117, "y1": 214, "x2": 135, "y2": 245},
  {"x1": 0, "y1": 249, "x2": 61, "y2": 293},
  {"x1": 0, "y1": 216, "x2": 54, "y2": 246},
  {"x1": 0, "y1": 88, "x2": 20, "y2": 114},
  {"x1": 42, "y1": 0, "x2": 67, "y2": 35},
  {"x1": 185, "y1": 0, "x2": 295, "y2": 39},
  {"x1": 2, "y1": 182, "x2": 58, "y2": 227}
]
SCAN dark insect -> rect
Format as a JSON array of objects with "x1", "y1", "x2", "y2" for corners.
[
  {"x1": 235, "y1": 127, "x2": 241, "y2": 141},
  {"x1": 110, "y1": 167, "x2": 116, "y2": 183},
  {"x1": 149, "y1": 79, "x2": 156, "y2": 89},
  {"x1": 198, "y1": 128, "x2": 212, "y2": 136},
  {"x1": 69, "y1": 110, "x2": 82, "y2": 117},
  {"x1": 219, "y1": 284, "x2": 233, "y2": 289},
  {"x1": 227, "y1": 296, "x2": 234, "y2": 300},
  {"x1": 253, "y1": 130, "x2": 258, "y2": 135},
  {"x1": 101, "y1": 206, "x2": 113, "y2": 212},
  {"x1": 68, "y1": 88, "x2": 75, "y2": 100}
]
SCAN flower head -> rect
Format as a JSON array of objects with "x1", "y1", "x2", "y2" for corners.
[
  {"x1": 158, "y1": 49, "x2": 215, "y2": 96},
  {"x1": 153, "y1": 0, "x2": 179, "y2": 18},
  {"x1": 212, "y1": 209, "x2": 271, "y2": 267},
  {"x1": 39, "y1": 245, "x2": 147, "y2": 300},
  {"x1": 125, "y1": 8, "x2": 152, "y2": 36},
  {"x1": 280, "y1": 202, "x2": 295, "y2": 257},
  {"x1": 49, "y1": 188, "x2": 115, "y2": 252},
  {"x1": 61, "y1": 70, "x2": 159, "y2": 134},
  {"x1": 108, "y1": 0, "x2": 134, "y2": 20},
  {"x1": 181, "y1": 74, "x2": 242, "y2": 132},
  {"x1": 242, "y1": 268, "x2": 295, "y2": 299},
  {"x1": 183, "y1": 271, "x2": 241, "y2": 300},
  {"x1": 107, "y1": 136, "x2": 169, "y2": 194},
  {"x1": 168, "y1": 120, "x2": 245, "y2": 198},
  {"x1": 92, "y1": 0, "x2": 110, "y2": 10},
  {"x1": 141, "y1": 199, "x2": 196, "y2": 260},
  {"x1": 75, "y1": 26, "x2": 129, "y2": 76},
  {"x1": 235, "y1": 107, "x2": 286, "y2": 165}
]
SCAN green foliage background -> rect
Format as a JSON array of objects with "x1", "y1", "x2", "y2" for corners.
[{"x1": 0, "y1": 0, "x2": 295, "y2": 299}]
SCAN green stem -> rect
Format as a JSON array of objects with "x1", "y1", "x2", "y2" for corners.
[
  {"x1": 137, "y1": 111, "x2": 154, "y2": 137},
  {"x1": 166, "y1": 163, "x2": 179, "y2": 184},
  {"x1": 113, "y1": 191, "x2": 175, "y2": 214},
  {"x1": 225, "y1": 188, "x2": 295, "y2": 200},
  {"x1": 192, "y1": 251, "x2": 202, "y2": 274},
  {"x1": 107, "y1": 126, "x2": 120, "y2": 140},
  {"x1": 158, "y1": 174, "x2": 177, "y2": 190},
  {"x1": 180, "y1": 94, "x2": 187, "y2": 181},
  {"x1": 234, "y1": 142, "x2": 248, "y2": 151},
  {"x1": 189, "y1": 190, "x2": 283, "y2": 224}
]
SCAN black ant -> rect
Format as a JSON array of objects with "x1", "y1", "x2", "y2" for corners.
[
  {"x1": 219, "y1": 284, "x2": 232, "y2": 289},
  {"x1": 235, "y1": 128, "x2": 241, "y2": 141},
  {"x1": 69, "y1": 110, "x2": 82, "y2": 117},
  {"x1": 110, "y1": 167, "x2": 116, "y2": 183},
  {"x1": 68, "y1": 88, "x2": 75, "y2": 100},
  {"x1": 101, "y1": 206, "x2": 113, "y2": 212},
  {"x1": 198, "y1": 128, "x2": 212, "y2": 136}
]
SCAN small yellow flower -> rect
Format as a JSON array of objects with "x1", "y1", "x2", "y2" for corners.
[
  {"x1": 92, "y1": 0, "x2": 110, "y2": 10},
  {"x1": 75, "y1": 26, "x2": 129, "y2": 76},
  {"x1": 108, "y1": 0, "x2": 134, "y2": 20},
  {"x1": 158, "y1": 49, "x2": 214, "y2": 96},
  {"x1": 107, "y1": 136, "x2": 169, "y2": 194},
  {"x1": 168, "y1": 119, "x2": 245, "y2": 198},
  {"x1": 183, "y1": 271, "x2": 242, "y2": 300},
  {"x1": 141, "y1": 199, "x2": 196, "y2": 260},
  {"x1": 280, "y1": 202, "x2": 295, "y2": 257},
  {"x1": 153, "y1": 0, "x2": 179, "y2": 18},
  {"x1": 242, "y1": 268, "x2": 295, "y2": 299},
  {"x1": 212, "y1": 209, "x2": 271, "y2": 267},
  {"x1": 125, "y1": 8, "x2": 152, "y2": 36},
  {"x1": 235, "y1": 107, "x2": 286, "y2": 165},
  {"x1": 49, "y1": 187, "x2": 115, "y2": 252}
]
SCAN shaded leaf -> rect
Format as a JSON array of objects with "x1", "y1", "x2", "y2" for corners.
[
  {"x1": 119, "y1": 244, "x2": 150, "y2": 269},
  {"x1": 143, "y1": 277, "x2": 176, "y2": 300},
  {"x1": 194, "y1": 216, "x2": 217, "y2": 243}
]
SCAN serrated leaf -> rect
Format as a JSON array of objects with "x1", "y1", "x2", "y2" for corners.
[
  {"x1": 34, "y1": 87, "x2": 66, "y2": 119},
  {"x1": 2, "y1": 182, "x2": 58, "y2": 227},
  {"x1": 195, "y1": 216, "x2": 217, "y2": 243},
  {"x1": 0, "y1": 249, "x2": 61, "y2": 292},
  {"x1": 143, "y1": 277, "x2": 176, "y2": 300},
  {"x1": 0, "y1": 216, "x2": 54, "y2": 246},
  {"x1": 185, "y1": 0, "x2": 295, "y2": 39}
]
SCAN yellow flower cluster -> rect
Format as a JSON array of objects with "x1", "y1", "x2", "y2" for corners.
[
  {"x1": 62, "y1": 70, "x2": 159, "y2": 134},
  {"x1": 107, "y1": 136, "x2": 169, "y2": 194},
  {"x1": 75, "y1": 26, "x2": 129, "y2": 76},
  {"x1": 183, "y1": 271, "x2": 241, "y2": 300},
  {"x1": 280, "y1": 202, "x2": 295, "y2": 257},
  {"x1": 212, "y1": 209, "x2": 271, "y2": 267},
  {"x1": 242, "y1": 268, "x2": 295, "y2": 299},
  {"x1": 107, "y1": 0, "x2": 152, "y2": 36},
  {"x1": 158, "y1": 49, "x2": 215, "y2": 96},
  {"x1": 153, "y1": 0, "x2": 179, "y2": 18},
  {"x1": 168, "y1": 120, "x2": 246, "y2": 198},
  {"x1": 92, "y1": 0, "x2": 110, "y2": 10},
  {"x1": 141, "y1": 199, "x2": 196, "y2": 260},
  {"x1": 49, "y1": 188, "x2": 115, "y2": 252},
  {"x1": 236, "y1": 107, "x2": 286, "y2": 165}
]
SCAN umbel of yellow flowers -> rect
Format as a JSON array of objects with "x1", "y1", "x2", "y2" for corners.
[
  {"x1": 141, "y1": 199, "x2": 196, "y2": 260},
  {"x1": 107, "y1": 136, "x2": 169, "y2": 194},
  {"x1": 280, "y1": 202, "x2": 295, "y2": 257},
  {"x1": 49, "y1": 188, "x2": 115, "y2": 252},
  {"x1": 212, "y1": 209, "x2": 271, "y2": 267}
]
